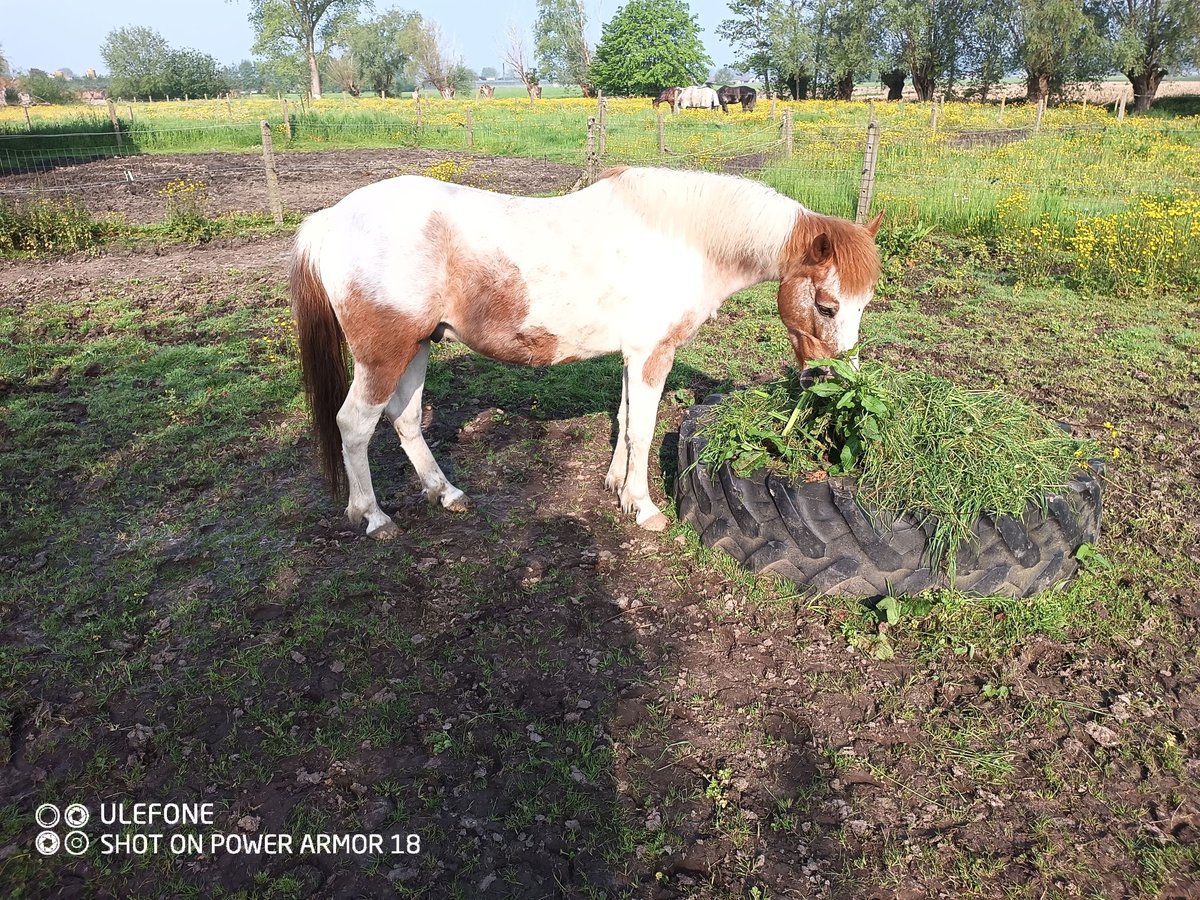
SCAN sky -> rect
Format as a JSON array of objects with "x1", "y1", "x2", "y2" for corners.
[{"x1": 2, "y1": 0, "x2": 742, "y2": 77}]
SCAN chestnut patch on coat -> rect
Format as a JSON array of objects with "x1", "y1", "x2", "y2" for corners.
[
  {"x1": 642, "y1": 315, "x2": 699, "y2": 386},
  {"x1": 424, "y1": 212, "x2": 561, "y2": 366},
  {"x1": 336, "y1": 285, "x2": 432, "y2": 404}
]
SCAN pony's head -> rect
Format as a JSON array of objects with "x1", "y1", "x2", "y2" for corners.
[{"x1": 776, "y1": 210, "x2": 884, "y2": 368}]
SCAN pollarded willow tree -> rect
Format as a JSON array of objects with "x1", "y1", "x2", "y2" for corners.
[
  {"x1": 246, "y1": 0, "x2": 366, "y2": 99},
  {"x1": 339, "y1": 9, "x2": 423, "y2": 96},
  {"x1": 1001, "y1": 0, "x2": 1109, "y2": 102},
  {"x1": 880, "y1": 0, "x2": 976, "y2": 100},
  {"x1": 536, "y1": 0, "x2": 596, "y2": 97},
  {"x1": 591, "y1": 0, "x2": 712, "y2": 95},
  {"x1": 812, "y1": 0, "x2": 879, "y2": 99},
  {"x1": 1103, "y1": 0, "x2": 1199, "y2": 111},
  {"x1": 717, "y1": 0, "x2": 776, "y2": 93}
]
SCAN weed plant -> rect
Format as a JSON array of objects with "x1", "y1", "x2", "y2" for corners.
[
  {"x1": 696, "y1": 359, "x2": 1093, "y2": 574},
  {"x1": 0, "y1": 196, "x2": 103, "y2": 254}
]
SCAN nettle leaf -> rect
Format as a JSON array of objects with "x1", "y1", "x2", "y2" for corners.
[
  {"x1": 806, "y1": 382, "x2": 843, "y2": 398},
  {"x1": 860, "y1": 395, "x2": 889, "y2": 416}
]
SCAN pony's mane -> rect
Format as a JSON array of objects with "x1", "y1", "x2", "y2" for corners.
[
  {"x1": 599, "y1": 166, "x2": 879, "y2": 292},
  {"x1": 781, "y1": 209, "x2": 881, "y2": 296}
]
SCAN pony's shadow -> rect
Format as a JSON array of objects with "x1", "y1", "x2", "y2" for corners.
[{"x1": 422, "y1": 353, "x2": 727, "y2": 494}]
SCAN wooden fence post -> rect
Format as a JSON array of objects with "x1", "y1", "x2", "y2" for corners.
[
  {"x1": 106, "y1": 99, "x2": 123, "y2": 148},
  {"x1": 856, "y1": 111, "x2": 880, "y2": 225},
  {"x1": 585, "y1": 116, "x2": 598, "y2": 184},
  {"x1": 23, "y1": 105, "x2": 31, "y2": 131},
  {"x1": 769, "y1": 91, "x2": 777, "y2": 121},
  {"x1": 782, "y1": 109, "x2": 793, "y2": 157},
  {"x1": 259, "y1": 120, "x2": 284, "y2": 225},
  {"x1": 466, "y1": 107, "x2": 474, "y2": 149},
  {"x1": 598, "y1": 97, "x2": 607, "y2": 157},
  {"x1": 1117, "y1": 93, "x2": 1127, "y2": 120},
  {"x1": 1035, "y1": 97, "x2": 1045, "y2": 130},
  {"x1": 127, "y1": 104, "x2": 134, "y2": 125},
  {"x1": 999, "y1": 95, "x2": 1006, "y2": 123},
  {"x1": 657, "y1": 108, "x2": 666, "y2": 154},
  {"x1": 281, "y1": 98, "x2": 292, "y2": 140},
  {"x1": 416, "y1": 90, "x2": 423, "y2": 127},
  {"x1": 226, "y1": 96, "x2": 233, "y2": 119},
  {"x1": 930, "y1": 98, "x2": 938, "y2": 132},
  {"x1": 1081, "y1": 95, "x2": 1087, "y2": 113}
]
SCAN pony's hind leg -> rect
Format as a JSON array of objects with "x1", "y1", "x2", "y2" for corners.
[
  {"x1": 338, "y1": 370, "x2": 404, "y2": 540},
  {"x1": 384, "y1": 340, "x2": 468, "y2": 512}
]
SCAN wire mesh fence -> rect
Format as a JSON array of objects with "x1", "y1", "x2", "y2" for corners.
[{"x1": 1, "y1": 103, "x2": 1197, "y2": 233}]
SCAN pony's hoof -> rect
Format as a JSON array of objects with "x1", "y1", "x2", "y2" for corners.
[
  {"x1": 638, "y1": 512, "x2": 670, "y2": 532},
  {"x1": 368, "y1": 520, "x2": 401, "y2": 541},
  {"x1": 442, "y1": 492, "x2": 470, "y2": 514}
]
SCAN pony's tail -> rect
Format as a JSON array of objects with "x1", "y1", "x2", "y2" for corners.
[{"x1": 290, "y1": 214, "x2": 349, "y2": 499}]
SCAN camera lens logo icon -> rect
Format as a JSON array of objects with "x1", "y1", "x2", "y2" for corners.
[
  {"x1": 35, "y1": 804, "x2": 60, "y2": 829},
  {"x1": 64, "y1": 804, "x2": 89, "y2": 828},
  {"x1": 36, "y1": 831, "x2": 60, "y2": 856},
  {"x1": 64, "y1": 831, "x2": 90, "y2": 856}
]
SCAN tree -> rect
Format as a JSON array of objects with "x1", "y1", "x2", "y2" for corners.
[
  {"x1": 326, "y1": 53, "x2": 362, "y2": 94},
  {"x1": 812, "y1": 0, "x2": 879, "y2": 99},
  {"x1": 246, "y1": 0, "x2": 368, "y2": 99},
  {"x1": 415, "y1": 21, "x2": 466, "y2": 98},
  {"x1": 100, "y1": 26, "x2": 170, "y2": 98},
  {"x1": 161, "y1": 48, "x2": 231, "y2": 98},
  {"x1": 996, "y1": 0, "x2": 1108, "y2": 103},
  {"x1": 1103, "y1": 0, "x2": 1199, "y2": 111},
  {"x1": 481, "y1": 66, "x2": 498, "y2": 78},
  {"x1": 503, "y1": 24, "x2": 542, "y2": 100},
  {"x1": 768, "y1": 0, "x2": 816, "y2": 99},
  {"x1": 227, "y1": 59, "x2": 266, "y2": 93},
  {"x1": 879, "y1": 0, "x2": 975, "y2": 100},
  {"x1": 0, "y1": 46, "x2": 9, "y2": 78},
  {"x1": 340, "y1": 9, "x2": 421, "y2": 96},
  {"x1": 591, "y1": 0, "x2": 712, "y2": 95},
  {"x1": 536, "y1": 0, "x2": 595, "y2": 96},
  {"x1": 718, "y1": 0, "x2": 776, "y2": 93},
  {"x1": 21, "y1": 72, "x2": 78, "y2": 104}
]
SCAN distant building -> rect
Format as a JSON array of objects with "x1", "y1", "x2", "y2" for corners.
[{"x1": 85, "y1": 69, "x2": 98, "y2": 79}]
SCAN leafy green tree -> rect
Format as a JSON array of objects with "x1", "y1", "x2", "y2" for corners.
[
  {"x1": 227, "y1": 59, "x2": 266, "y2": 93},
  {"x1": 812, "y1": 0, "x2": 879, "y2": 99},
  {"x1": 161, "y1": 49, "x2": 231, "y2": 98},
  {"x1": 996, "y1": 0, "x2": 1108, "y2": 102},
  {"x1": 880, "y1": 0, "x2": 974, "y2": 100},
  {"x1": 768, "y1": 0, "x2": 815, "y2": 98},
  {"x1": 481, "y1": 66, "x2": 498, "y2": 78},
  {"x1": 21, "y1": 72, "x2": 78, "y2": 104},
  {"x1": 0, "y1": 46, "x2": 9, "y2": 78},
  {"x1": 536, "y1": 0, "x2": 595, "y2": 96},
  {"x1": 718, "y1": 0, "x2": 776, "y2": 92},
  {"x1": 100, "y1": 26, "x2": 170, "y2": 98},
  {"x1": 1103, "y1": 0, "x2": 1199, "y2": 111},
  {"x1": 591, "y1": 0, "x2": 711, "y2": 95},
  {"x1": 246, "y1": 0, "x2": 368, "y2": 99},
  {"x1": 340, "y1": 9, "x2": 421, "y2": 96}
]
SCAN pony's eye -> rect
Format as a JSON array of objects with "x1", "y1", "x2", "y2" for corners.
[{"x1": 816, "y1": 304, "x2": 837, "y2": 319}]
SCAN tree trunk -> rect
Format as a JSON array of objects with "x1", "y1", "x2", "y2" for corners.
[
  {"x1": 1128, "y1": 67, "x2": 1164, "y2": 113},
  {"x1": 882, "y1": 69, "x2": 906, "y2": 100},
  {"x1": 787, "y1": 73, "x2": 809, "y2": 100},
  {"x1": 835, "y1": 72, "x2": 854, "y2": 101},
  {"x1": 1025, "y1": 71, "x2": 1050, "y2": 104},
  {"x1": 580, "y1": 82, "x2": 596, "y2": 99},
  {"x1": 911, "y1": 65, "x2": 934, "y2": 102},
  {"x1": 307, "y1": 42, "x2": 322, "y2": 100}
]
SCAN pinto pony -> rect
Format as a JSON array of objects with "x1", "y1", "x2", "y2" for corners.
[
  {"x1": 291, "y1": 167, "x2": 884, "y2": 539},
  {"x1": 677, "y1": 86, "x2": 720, "y2": 110}
]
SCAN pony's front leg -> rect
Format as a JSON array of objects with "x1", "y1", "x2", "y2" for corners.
[
  {"x1": 615, "y1": 352, "x2": 672, "y2": 532},
  {"x1": 604, "y1": 372, "x2": 629, "y2": 493},
  {"x1": 384, "y1": 340, "x2": 468, "y2": 513}
]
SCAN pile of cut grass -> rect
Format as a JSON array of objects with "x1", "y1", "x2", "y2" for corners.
[{"x1": 696, "y1": 362, "x2": 1095, "y2": 575}]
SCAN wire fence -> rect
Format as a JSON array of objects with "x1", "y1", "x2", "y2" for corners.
[{"x1": 1, "y1": 103, "x2": 1197, "y2": 234}]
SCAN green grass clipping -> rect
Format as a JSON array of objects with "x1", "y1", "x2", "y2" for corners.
[{"x1": 695, "y1": 359, "x2": 1096, "y2": 578}]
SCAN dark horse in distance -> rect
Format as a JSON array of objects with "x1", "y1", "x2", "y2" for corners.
[{"x1": 717, "y1": 86, "x2": 757, "y2": 113}]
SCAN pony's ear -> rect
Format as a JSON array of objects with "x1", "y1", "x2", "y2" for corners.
[
  {"x1": 810, "y1": 232, "x2": 833, "y2": 265},
  {"x1": 865, "y1": 210, "x2": 886, "y2": 237}
]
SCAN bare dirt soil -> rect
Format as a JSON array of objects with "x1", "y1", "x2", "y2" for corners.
[{"x1": 2, "y1": 147, "x2": 582, "y2": 223}]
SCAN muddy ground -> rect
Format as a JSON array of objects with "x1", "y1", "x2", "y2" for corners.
[
  {"x1": 1, "y1": 154, "x2": 1198, "y2": 900},
  {"x1": 2, "y1": 147, "x2": 582, "y2": 222}
]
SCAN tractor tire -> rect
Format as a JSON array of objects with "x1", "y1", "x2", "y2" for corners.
[{"x1": 675, "y1": 395, "x2": 1104, "y2": 599}]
